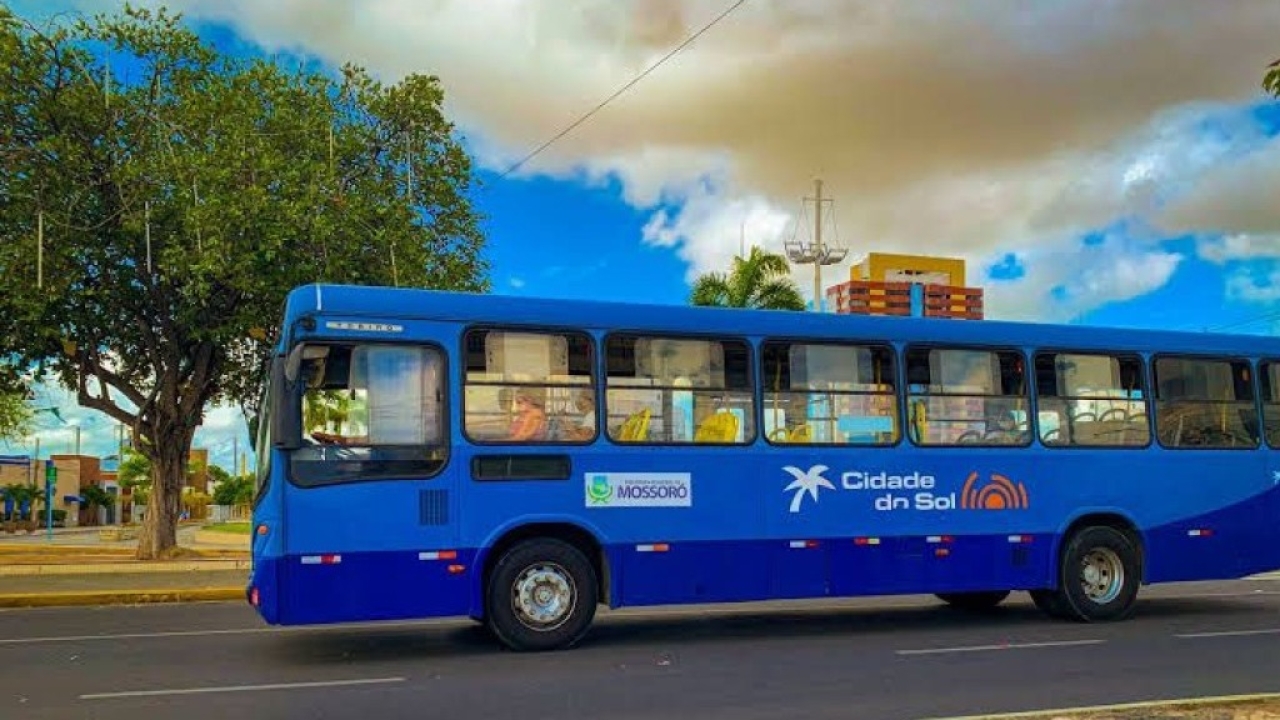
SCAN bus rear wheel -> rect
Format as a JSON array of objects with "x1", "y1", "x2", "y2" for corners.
[
  {"x1": 935, "y1": 590, "x2": 1010, "y2": 611},
  {"x1": 1040, "y1": 525, "x2": 1141, "y2": 622},
  {"x1": 485, "y1": 538, "x2": 598, "y2": 652}
]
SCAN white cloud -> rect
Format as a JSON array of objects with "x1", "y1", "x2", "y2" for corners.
[
  {"x1": 1197, "y1": 234, "x2": 1280, "y2": 264},
  {"x1": 1225, "y1": 265, "x2": 1280, "y2": 303},
  {"x1": 1157, "y1": 136, "x2": 1280, "y2": 243},
  {"x1": 983, "y1": 234, "x2": 1185, "y2": 322},
  {"x1": 28, "y1": 0, "x2": 1280, "y2": 315}
]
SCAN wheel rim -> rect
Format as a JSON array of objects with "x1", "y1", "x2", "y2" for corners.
[
  {"x1": 511, "y1": 562, "x2": 576, "y2": 632},
  {"x1": 1078, "y1": 547, "x2": 1124, "y2": 604}
]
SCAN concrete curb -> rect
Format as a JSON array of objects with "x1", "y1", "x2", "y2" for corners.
[
  {"x1": 0, "y1": 587, "x2": 244, "y2": 608},
  {"x1": 0, "y1": 559, "x2": 250, "y2": 576},
  {"x1": 920, "y1": 692, "x2": 1280, "y2": 719}
]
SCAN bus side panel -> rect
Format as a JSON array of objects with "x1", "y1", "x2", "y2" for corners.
[
  {"x1": 247, "y1": 452, "x2": 287, "y2": 625},
  {"x1": 276, "y1": 478, "x2": 470, "y2": 625},
  {"x1": 822, "y1": 533, "x2": 1053, "y2": 597},
  {"x1": 768, "y1": 539, "x2": 830, "y2": 600},
  {"x1": 1144, "y1": 481, "x2": 1280, "y2": 583},
  {"x1": 615, "y1": 539, "x2": 772, "y2": 606},
  {"x1": 277, "y1": 548, "x2": 476, "y2": 625}
]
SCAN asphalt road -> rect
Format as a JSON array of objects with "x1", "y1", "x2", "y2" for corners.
[{"x1": 2, "y1": 579, "x2": 1280, "y2": 720}]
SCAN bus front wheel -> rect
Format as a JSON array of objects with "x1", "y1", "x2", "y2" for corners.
[
  {"x1": 485, "y1": 538, "x2": 598, "y2": 652},
  {"x1": 1041, "y1": 525, "x2": 1141, "y2": 622}
]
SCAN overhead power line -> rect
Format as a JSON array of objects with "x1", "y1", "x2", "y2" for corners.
[
  {"x1": 1204, "y1": 308, "x2": 1280, "y2": 333},
  {"x1": 497, "y1": 0, "x2": 750, "y2": 179}
]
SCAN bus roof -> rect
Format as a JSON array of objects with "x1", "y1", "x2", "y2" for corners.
[{"x1": 281, "y1": 283, "x2": 1279, "y2": 358}]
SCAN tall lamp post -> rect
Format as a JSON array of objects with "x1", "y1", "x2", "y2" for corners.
[{"x1": 785, "y1": 178, "x2": 847, "y2": 312}]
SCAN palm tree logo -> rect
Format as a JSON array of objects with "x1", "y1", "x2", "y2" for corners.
[{"x1": 783, "y1": 465, "x2": 836, "y2": 513}]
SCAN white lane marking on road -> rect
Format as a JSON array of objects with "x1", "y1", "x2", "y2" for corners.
[
  {"x1": 1160, "y1": 590, "x2": 1280, "y2": 597},
  {"x1": 896, "y1": 639, "x2": 1106, "y2": 656},
  {"x1": 1174, "y1": 627, "x2": 1280, "y2": 639},
  {"x1": 0, "y1": 619, "x2": 459, "y2": 646},
  {"x1": 0, "y1": 628, "x2": 268, "y2": 645},
  {"x1": 79, "y1": 676, "x2": 405, "y2": 700}
]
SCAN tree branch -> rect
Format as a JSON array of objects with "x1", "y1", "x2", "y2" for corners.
[
  {"x1": 76, "y1": 363, "x2": 137, "y2": 427},
  {"x1": 84, "y1": 348, "x2": 148, "y2": 410}
]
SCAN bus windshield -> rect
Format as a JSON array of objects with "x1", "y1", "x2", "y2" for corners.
[{"x1": 291, "y1": 341, "x2": 447, "y2": 486}]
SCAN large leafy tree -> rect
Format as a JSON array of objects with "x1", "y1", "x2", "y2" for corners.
[
  {"x1": 0, "y1": 391, "x2": 32, "y2": 445},
  {"x1": 0, "y1": 5, "x2": 489, "y2": 557},
  {"x1": 1265, "y1": 58, "x2": 1280, "y2": 97},
  {"x1": 690, "y1": 246, "x2": 806, "y2": 310}
]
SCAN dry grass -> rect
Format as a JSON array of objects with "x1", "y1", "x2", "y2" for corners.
[{"x1": 1033, "y1": 698, "x2": 1280, "y2": 720}]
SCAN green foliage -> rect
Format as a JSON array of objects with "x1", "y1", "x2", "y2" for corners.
[
  {"x1": 117, "y1": 449, "x2": 151, "y2": 489},
  {"x1": 206, "y1": 464, "x2": 230, "y2": 486},
  {"x1": 211, "y1": 473, "x2": 253, "y2": 505},
  {"x1": 80, "y1": 483, "x2": 114, "y2": 510},
  {"x1": 1266, "y1": 58, "x2": 1280, "y2": 97},
  {"x1": 0, "y1": 4, "x2": 489, "y2": 555},
  {"x1": 690, "y1": 246, "x2": 806, "y2": 311},
  {"x1": 0, "y1": 389, "x2": 32, "y2": 443},
  {"x1": 1, "y1": 482, "x2": 40, "y2": 520}
]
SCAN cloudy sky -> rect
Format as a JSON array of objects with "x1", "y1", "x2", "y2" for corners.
[{"x1": 5, "y1": 0, "x2": 1280, "y2": 470}]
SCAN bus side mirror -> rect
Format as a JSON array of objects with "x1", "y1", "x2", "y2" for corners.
[{"x1": 270, "y1": 356, "x2": 302, "y2": 451}]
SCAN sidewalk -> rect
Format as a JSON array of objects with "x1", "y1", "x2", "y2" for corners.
[
  {"x1": 0, "y1": 569, "x2": 247, "y2": 607},
  {"x1": 0, "y1": 524, "x2": 249, "y2": 608}
]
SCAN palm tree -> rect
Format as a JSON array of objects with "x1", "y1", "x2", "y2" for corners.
[{"x1": 689, "y1": 246, "x2": 806, "y2": 311}]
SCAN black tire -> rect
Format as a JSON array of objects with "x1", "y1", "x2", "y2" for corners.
[
  {"x1": 1045, "y1": 525, "x2": 1142, "y2": 622},
  {"x1": 1029, "y1": 588, "x2": 1071, "y2": 618},
  {"x1": 935, "y1": 590, "x2": 1010, "y2": 610},
  {"x1": 485, "y1": 538, "x2": 598, "y2": 652}
]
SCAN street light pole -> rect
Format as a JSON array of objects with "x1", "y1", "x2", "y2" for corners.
[{"x1": 785, "y1": 178, "x2": 848, "y2": 312}]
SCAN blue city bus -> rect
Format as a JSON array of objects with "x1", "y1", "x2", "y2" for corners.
[{"x1": 246, "y1": 283, "x2": 1280, "y2": 651}]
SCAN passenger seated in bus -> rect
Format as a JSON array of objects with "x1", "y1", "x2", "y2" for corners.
[
  {"x1": 507, "y1": 389, "x2": 548, "y2": 441},
  {"x1": 561, "y1": 388, "x2": 596, "y2": 441},
  {"x1": 983, "y1": 401, "x2": 1020, "y2": 443}
]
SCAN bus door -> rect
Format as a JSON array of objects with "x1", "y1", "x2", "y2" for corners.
[{"x1": 283, "y1": 335, "x2": 463, "y2": 621}]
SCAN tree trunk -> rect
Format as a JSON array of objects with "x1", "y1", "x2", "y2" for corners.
[{"x1": 135, "y1": 431, "x2": 193, "y2": 560}]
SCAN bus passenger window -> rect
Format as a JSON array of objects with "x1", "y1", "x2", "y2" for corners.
[
  {"x1": 462, "y1": 329, "x2": 596, "y2": 445},
  {"x1": 904, "y1": 346, "x2": 1030, "y2": 447},
  {"x1": 604, "y1": 334, "x2": 754, "y2": 445},
  {"x1": 762, "y1": 341, "x2": 897, "y2": 445},
  {"x1": 1153, "y1": 356, "x2": 1259, "y2": 449},
  {"x1": 1033, "y1": 352, "x2": 1149, "y2": 447},
  {"x1": 1262, "y1": 362, "x2": 1280, "y2": 448}
]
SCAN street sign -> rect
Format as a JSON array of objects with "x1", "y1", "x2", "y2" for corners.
[{"x1": 44, "y1": 460, "x2": 55, "y2": 539}]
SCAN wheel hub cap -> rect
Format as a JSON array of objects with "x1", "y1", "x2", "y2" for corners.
[
  {"x1": 1079, "y1": 547, "x2": 1124, "y2": 604},
  {"x1": 512, "y1": 563, "x2": 575, "y2": 632}
]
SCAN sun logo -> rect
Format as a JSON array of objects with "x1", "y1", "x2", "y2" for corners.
[{"x1": 960, "y1": 472, "x2": 1029, "y2": 510}]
